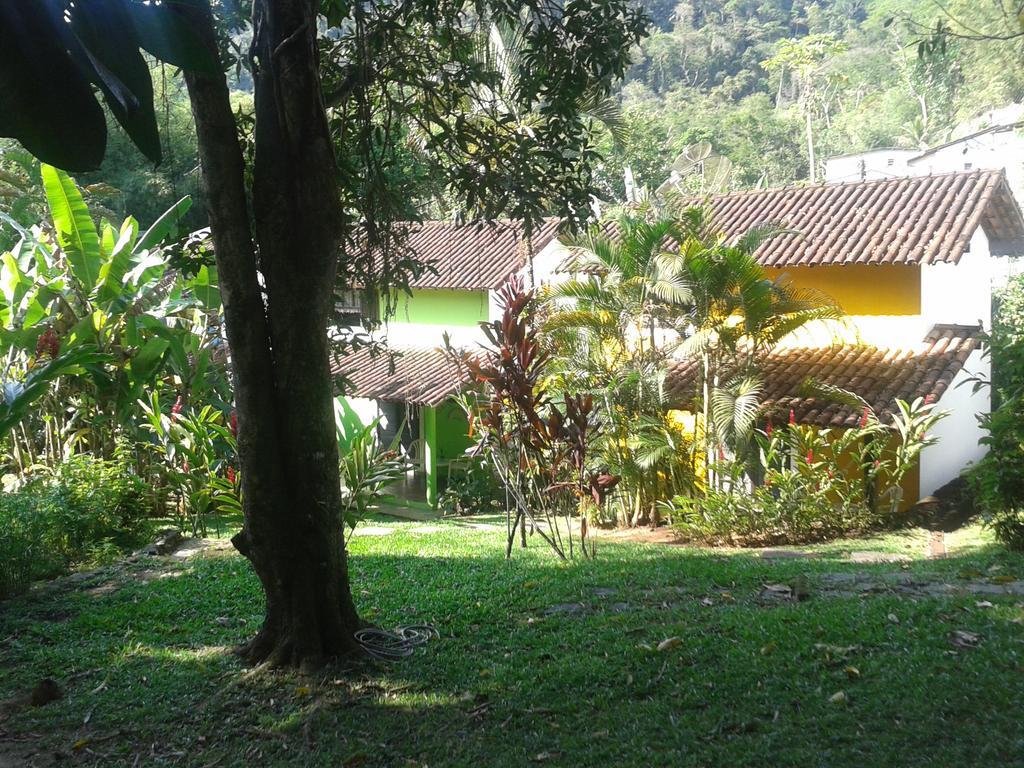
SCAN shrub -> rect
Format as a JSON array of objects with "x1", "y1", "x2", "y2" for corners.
[
  {"x1": 339, "y1": 418, "x2": 409, "y2": 530},
  {"x1": 439, "y1": 459, "x2": 506, "y2": 516},
  {"x1": 971, "y1": 393, "x2": 1024, "y2": 551},
  {"x1": 667, "y1": 473, "x2": 875, "y2": 546},
  {"x1": 969, "y1": 275, "x2": 1024, "y2": 551},
  {"x1": 666, "y1": 398, "x2": 944, "y2": 546},
  {"x1": 0, "y1": 455, "x2": 149, "y2": 599}
]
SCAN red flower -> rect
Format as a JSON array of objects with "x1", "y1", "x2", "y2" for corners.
[
  {"x1": 806, "y1": 449, "x2": 814, "y2": 464},
  {"x1": 859, "y1": 406, "x2": 870, "y2": 429},
  {"x1": 183, "y1": 459, "x2": 190, "y2": 473},
  {"x1": 226, "y1": 466, "x2": 236, "y2": 484},
  {"x1": 765, "y1": 420, "x2": 773, "y2": 437},
  {"x1": 924, "y1": 393, "x2": 936, "y2": 405},
  {"x1": 717, "y1": 445, "x2": 726, "y2": 461},
  {"x1": 873, "y1": 459, "x2": 881, "y2": 469},
  {"x1": 789, "y1": 409, "x2": 796, "y2": 425},
  {"x1": 171, "y1": 395, "x2": 184, "y2": 416},
  {"x1": 35, "y1": 328, "x2": 59, "y2": 359},
  {"x1": 229, "y1": 409, "x2": 238, "y2": 437}
]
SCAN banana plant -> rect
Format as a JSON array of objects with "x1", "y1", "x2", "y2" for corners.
[
  {"x1": 0, "y1": 346, "x2": 109, "y2": 441},
  {"x1": 0, "y1": 165, "x2": 227, "y2": 471}
]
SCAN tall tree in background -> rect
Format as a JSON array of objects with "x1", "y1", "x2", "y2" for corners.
[
  {"x1": 762, "y1": 34, "x2": 848, "y2": 183},
  {"x1": 0, "y1": 0, "x2": 646, "y2": 667}
]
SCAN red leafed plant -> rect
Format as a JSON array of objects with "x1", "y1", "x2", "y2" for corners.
[{"x1": 447, "y1": 276, "x2": 616, "y2": 559}]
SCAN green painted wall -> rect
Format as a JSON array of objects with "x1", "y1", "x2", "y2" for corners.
[
  {"x1": 436, "y1": 401, "x2": 472, "y2": 461},
  {"x1": 387, "y1": 288, "x2": 489, "y2": 326}
]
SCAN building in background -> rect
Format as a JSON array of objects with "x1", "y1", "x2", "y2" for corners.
[
  {"x1": 665, "y1": 170, "x2": 1024, "y2": 501},
  {"x1": 331, "y1": 219, "x2": 566, "y2": 509},
  {"x1": 824, "y1": 104, "x2": 1024, "y2": 281}
]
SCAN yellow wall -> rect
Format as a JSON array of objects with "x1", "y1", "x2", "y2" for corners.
[{"x1": 763, "y1": 265, "x2": 921, "y2": 316}]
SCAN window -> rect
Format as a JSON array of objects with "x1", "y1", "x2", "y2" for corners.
[
  {"x1": 964, "y1": 162, "x2": 973, "y2": 171},
  {"x1": 334, "y1": 287, "x2": 380, "y2": 327},
  {"x1": 887, "y1": 158, "x2": 895, "y2": 167}
]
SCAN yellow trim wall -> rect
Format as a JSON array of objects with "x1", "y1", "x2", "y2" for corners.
[{"x1": 763, "y1": 264, "x2": 921, "y2": 316}]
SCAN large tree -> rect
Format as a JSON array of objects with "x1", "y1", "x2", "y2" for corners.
[{"x1": 0, "y1": 0, "x2": 646, "y2": 667}]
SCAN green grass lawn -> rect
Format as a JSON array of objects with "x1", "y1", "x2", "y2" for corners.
[{"x1": 1, "y1": 518, "x2": 1022, "y2": 767}]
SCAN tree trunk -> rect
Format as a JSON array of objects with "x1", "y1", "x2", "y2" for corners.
[
  {"x1": 804, "y1": 94, "x2": 816, "y2": 184},
  {"x1": 183, "y1": 0, "x2": 361, "y2": 668}
]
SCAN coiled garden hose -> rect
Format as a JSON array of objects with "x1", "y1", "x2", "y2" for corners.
[{"x1": 354, "y1": 624, "x2": 439, "y2": 660}]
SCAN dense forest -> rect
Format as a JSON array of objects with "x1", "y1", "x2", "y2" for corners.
[
  {"x1": 596, "y1": 0, "x2": 1024, "y2": 197},
  {"x1": 3, "y1": 0, "x2": 1023, "y2": 236}
]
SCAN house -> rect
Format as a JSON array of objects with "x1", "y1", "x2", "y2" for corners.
[
  {"x1": 333, "y1": 169, "x2": 1024, "y2": 513},
  {"x1": 824, "y1": 104, "x2": 1024, "y2": 282},
  {"x1": 330, "y1": 219, "x2": 565, "y2": 509},
  {"x1": 664, "y1": 169, "x2": 1024, "y2": 500}
]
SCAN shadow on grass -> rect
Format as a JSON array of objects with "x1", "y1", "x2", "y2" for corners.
[{"x1": 1, "y1": 528, "x2": 1022, "y2": 767}]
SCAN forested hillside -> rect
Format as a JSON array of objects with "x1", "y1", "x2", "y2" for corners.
[
  {"x1": 595, "y1": 0, "x2": 1024, "y2": 197},
  {"x1": 2, "y1": 0, "x2": 1022, "y2": 234}
]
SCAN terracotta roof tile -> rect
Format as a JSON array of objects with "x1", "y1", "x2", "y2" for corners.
[
  {"x1": 388, "y1": 219, "x2": 562, "y2": 291},
  {"x1": 561, "y1": 171, "x2": 1024, "y2": 272},
  {"x1": 665, "y1": 324, "x2": 983, "y2": 427},
  {"x1": 330, "y1": 344, "x2": 472, "y2": 407},
  {"x1": 695, "y1": 170, "x2": 1024, "y2": 266}
]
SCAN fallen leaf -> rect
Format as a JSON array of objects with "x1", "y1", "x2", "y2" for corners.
[
  {"x1": 760, "y1": 642, "x2": 777, "y2": 656},
  {"x1": 844, "y1": 665, "x2": 860, "y2": 680},
  {"x1": 975, "y1": 600, "x2": 994, "y2": 609},
  {"x1": 990, "y1": 575, "x2": 1017, "y2": 584},
  {"x1": 294, "y1": 686, "x2": 311, "y2": 697},
  {"x1": 887, "y1": 613, "x2": 900, "y2": 624},
  {"x1": 72, "y1": 739, "x2": 91, "y2": 752},
  {"x1": 828, "y1": 691, "x2": 848, "y2": 705},
  {"x1": 657, "y1": 637, "x2": 683, "y2": 652},
  {"x1": 700, "y1": 597, "x2": 714, "y2": 607}
]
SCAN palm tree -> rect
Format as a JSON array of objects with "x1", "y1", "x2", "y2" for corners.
[
  {"x1": 541, "y1": 211, "x2": 693, "y2": 526},
  {"x1": 542, "y1": 203, "x2": 842, "y2": 522},
  {"x1": 668, "y1": 205, "x2": 842, "y2": 487}
]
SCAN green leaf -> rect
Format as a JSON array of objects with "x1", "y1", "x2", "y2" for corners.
[
  {"x1": 126, "y1": 1, "x2": 219, "y2": 75},
  {"x1": 130, "y1": 337, "x2": 171, "y2": 385},
  {"x1": 41, "y1": 165, "x2": 102, "y2": 292},
  {"x1": 190, "y1": 265, "x2": 220, "y2": 308},
  {"x1": 0, "y1": 347, "x2": 110, "y2": 440},
  {"x1": 0, "y1": 3, "x2": 108, "y2": 171},
  {"x1": 135, "y1": 197, "x2": 192, "y2": 254},
  {"x1": 97, "y1": 217, "x2": 140, "y2": 304},
  {"x1": 69, "y1": 0, "x2": 161, "y2": 164}
]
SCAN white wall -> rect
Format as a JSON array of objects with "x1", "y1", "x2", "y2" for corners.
[
  {"x1": 824, "y1": 149, "x2": 918, "y2": 183},
  {"x1": 334, "y1": 396, "x2": 382, "y2": 444},
  {"x1": 908, "y1": 126, "x2": 1024, "y2": 205},
  {"x1": 921, "y1": 227, "x2": 993, "y2": 329},
  {"x1": 528, "y1": 237, "x2": 572, "y2": 289},
  {"x1": 383, "y1": 322, "x2": 485, "y2": 348},
  {"x1": 919, "y1": 348, "x2": 990, "y2": 497}
]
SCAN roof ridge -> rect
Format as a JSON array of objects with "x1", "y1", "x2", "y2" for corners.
[{"x1": 687, "y1": 168, "x2": 1005, "y2": 203}]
